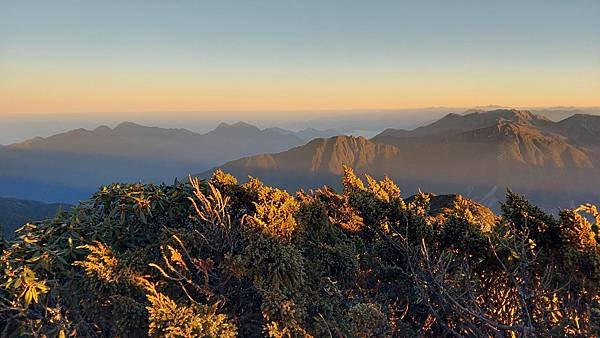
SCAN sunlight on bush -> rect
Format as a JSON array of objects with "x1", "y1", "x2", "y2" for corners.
[{"x1": 1, "y1": 171, "x2": 599, "y2": 337}]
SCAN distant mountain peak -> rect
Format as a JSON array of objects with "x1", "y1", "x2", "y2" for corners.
[
  {"x1": 94, "y1": 125, "x2": 111, "y2": 133},
  {"x1": 443, "y1": 112, "x2": 462, "y2": 119},
  {"x1": 562, "y1": 113, "x2": 600, "y2": 124},
  {"x1": 216, "y1": 121, "x2": 259, "y2": 131},
  {"x1": 114, "y1": 121, "x2": 146, "y2": 130},
  {"x1": 374, "y1": 108, "x2": 552, "y2": 141},
  {"x1": 264, "y1": 127, "x2": 294, "y2": 135},
  {"x1": 453, "y1": 120, "x2": 552, "y2": 142},
  {"x1": 553, "y1": 113, "x2": 600, "y2": 145},
  {"x1": 464, "y1": 108, "x2": 548, "y2": 123}
]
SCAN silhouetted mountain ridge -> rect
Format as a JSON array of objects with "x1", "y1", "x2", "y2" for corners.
[{"x1": 1, "y1": 121, "x2": 334, "y2": 203}]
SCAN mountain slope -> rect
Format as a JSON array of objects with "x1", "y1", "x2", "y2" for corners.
[
  {"x1": 0, "y1": 197, "x2": 70, "y2": 238},
  {"x1": 374, "y1": 109, "x2": 552, "y2": 140},
  {"x1": 435, "y1": 121, "x2": 593, "y2": 169},
  {"x1": 209, "y1": 136, "x2": 399, "y2": 190},
  {"x1": 206, "y1": 110, "x2": 600, "y2": 211},
  {"x1": 551, "y1": 114, "x2": 600, "y2": 147},
  {"x1": 214, "y1": 119, "x2": 595, "y2": 184},
  {"x1": 233, "y1": 136, "x2": 398, "y2": 174}
]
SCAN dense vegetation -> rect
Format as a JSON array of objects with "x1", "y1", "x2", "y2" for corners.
[{"x1": 1, "y1": 168, "x2": 599, "y2": 337}]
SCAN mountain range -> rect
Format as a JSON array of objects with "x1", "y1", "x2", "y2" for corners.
[
  {"x1": 208, "y1": 109, "x2": 600, "y2": 211},
  {"x1": 0, "y1": 122, "x2": 340, "y2": 203},
  {"x1": 2, "y1": 109, "x2": 600, "y2": 211}
]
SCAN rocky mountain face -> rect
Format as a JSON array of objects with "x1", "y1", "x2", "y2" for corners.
[
  {"x1": 208, "y1": 109, "x2": 600, "y2": 211},
  {"x1": 375, "y1": 109, "x2": 552, "y2": 140},
  {"x1": 229, "y1": 136, "x2": 398, "y2": 174}
]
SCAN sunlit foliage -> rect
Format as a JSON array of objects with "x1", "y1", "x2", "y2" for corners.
[{"x1": 1, "y1": 168, "x2": 599, "y2": 337}]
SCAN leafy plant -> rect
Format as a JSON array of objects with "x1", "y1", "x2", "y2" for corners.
[{"x1": 1, "y1": 168, "x2": 598, "y2": 337}]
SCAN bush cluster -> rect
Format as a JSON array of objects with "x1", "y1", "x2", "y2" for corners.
[{"x1": 1, "y1": 168, "x2": 599, "y2": 337}]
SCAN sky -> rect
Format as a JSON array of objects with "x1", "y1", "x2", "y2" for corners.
[{"x1": 1, "y1": 0, "x2": 599, "y2": 117}]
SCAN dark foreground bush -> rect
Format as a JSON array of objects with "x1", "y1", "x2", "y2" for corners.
[{"x1": 1, "y1": 168, "x2": 599, "y2": 337}]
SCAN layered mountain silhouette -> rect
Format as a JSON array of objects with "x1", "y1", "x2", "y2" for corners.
[
  {"x1": 208, "y1": 109, "x2": 600, "y2": 211},
  {"x1": 0, "y1": 122, "x2": 337, "y2": 203},
  {"x1": 3, "y1": 109, "x2": 599, "y2": 210},
  {"x1": 10, "y1": 121, "x2": 306, "y2": 163}
]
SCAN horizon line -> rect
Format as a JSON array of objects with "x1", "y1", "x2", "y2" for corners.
[{"x1": 2, "y1": 105, "x2": 600, "y2": 117}]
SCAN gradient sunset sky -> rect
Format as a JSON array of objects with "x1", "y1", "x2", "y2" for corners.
[{"x1": 1, "y1": 0, "x2": 599, "y2": 115}]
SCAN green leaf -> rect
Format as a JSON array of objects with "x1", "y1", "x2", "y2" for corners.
[{"x1": 140, "y1": 212, "x2": 147, "y2": 224}]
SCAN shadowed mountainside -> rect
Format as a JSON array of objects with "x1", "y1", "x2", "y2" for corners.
[
  {"x1": 0, "y1": 197, "x2": 70, "y2": 238},
  {"x1": 0, "y1": 122, "x2": 336, "y2": 203},
  {"x1": 9, "y1": 121, "x2": 305, "y2": 164}
]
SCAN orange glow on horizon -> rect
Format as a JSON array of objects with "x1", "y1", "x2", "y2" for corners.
[{"x1": 1, "y1": 66, "x2": 599, "y2": 115}]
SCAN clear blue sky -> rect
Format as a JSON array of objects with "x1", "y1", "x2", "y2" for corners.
[{"x1": 1, "y1": 0, "x2": 599, "y2": 114}]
